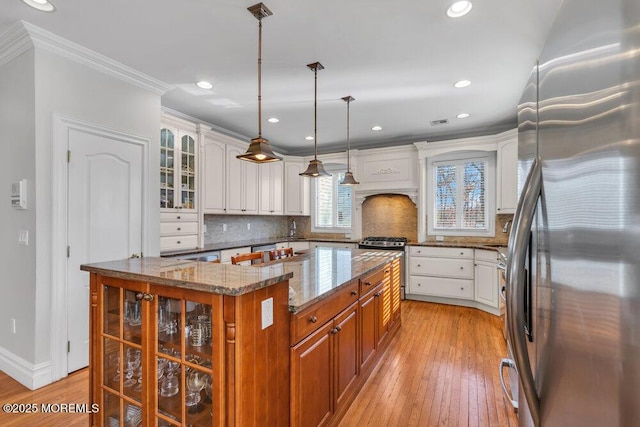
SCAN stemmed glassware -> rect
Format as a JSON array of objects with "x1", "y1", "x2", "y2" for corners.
[
  {"x1": 185, "y1": 369, "x2": 207, "y2": 408},
  {"x1": 123, "y1": 348, "x2": 141, "y2": 388}
]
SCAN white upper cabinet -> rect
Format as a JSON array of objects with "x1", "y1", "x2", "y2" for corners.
[
  {"x1": 284, "y1": 160, "x2": 310, "y2": 216},
  {"x1": 160, "y1": 120, "x2": 198, "y2": 213},
  {"x1": 496, "y1": 135, "x2": 518, "y2": 214},
  {"x1": 202, "y1": 134, "x2": 226, "y2": 214},
  {"x1": 226, "y1": 144, "x2": 259, "y2": 214},
  {"x1": 259, "y1": 161, "x2": 284, "y2": 215}
]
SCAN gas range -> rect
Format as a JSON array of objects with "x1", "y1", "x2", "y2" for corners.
[{"x1": 358, "y1": 236, "x2": 408, "y2": 251}]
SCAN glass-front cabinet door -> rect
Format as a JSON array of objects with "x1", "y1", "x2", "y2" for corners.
[
  {"x1": 100, "y1": 280, "x2": 147, "y2": 427},
  {"x1": 160, "y1": 125, "x2": 197, "y2": 212},
  {"x1": 96, "y1": 278, "x2": 222, "y2": 427}
]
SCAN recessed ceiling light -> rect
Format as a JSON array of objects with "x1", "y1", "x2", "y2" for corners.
[
  {"x1": 268, "y1": 117, "x2": 279, "y2": 123},
  {"x1": 21, "y1": 0, "x2": 56, "y2": 12},
  {"x1": 305, "y1": 136, "x2": 314, "y2": 141},
  {"x1": 447, "y1": 1, "x2": 472, "y2": 18},
  {"x1": 372, "y1": 126, "x2": 383, "y2": 131},
  {"x1": 454, "y1": 80, "x2": 471, "y2": 88},
  {"x1": 457, "y1": 113, "x2": 470, "y2": 119},
  {"x1": 196, "y1": 81, "x2": 213, "y2": 89}
]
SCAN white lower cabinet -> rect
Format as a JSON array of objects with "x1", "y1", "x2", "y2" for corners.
[
  {"x1": 474, "y1": 250, "x2": 499, "y2": 309},
  {"x1": 220, "y1": 246, "x2": 252, "y2": 264},
  {"x1": 160, "y1": 212, "x2": 199, "y2": 252},
  {"x1": 407, "y1": 246, "x2": 500, "y2": 314}
]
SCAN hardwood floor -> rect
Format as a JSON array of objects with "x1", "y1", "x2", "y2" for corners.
[
  {"x1": 0, "y1": 368, "x2": 89, "y2": 426},
  {"x1": 339, "y1": 300, "x2": 518, "y2": 427},
  {"x1": 0, "y1": 300, "x2": 516, "y2": 427}
]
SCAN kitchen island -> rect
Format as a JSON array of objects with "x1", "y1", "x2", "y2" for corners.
[{"x1": 81, "y1": 247, "x2": 403, "y2": 427}]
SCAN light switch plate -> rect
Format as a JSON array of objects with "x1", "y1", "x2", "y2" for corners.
[{"x1": 261, "y1": 297, "x2": 273, "y2": 329}]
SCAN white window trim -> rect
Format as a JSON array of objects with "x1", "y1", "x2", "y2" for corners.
[
  {"x1": 311, "y1": 165, "x2": 354, "y2": 234},
  {"x1": 426, "y1": 151, "x2": 496, "y2": 237}
]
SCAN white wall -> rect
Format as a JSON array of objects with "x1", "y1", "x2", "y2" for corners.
[
  {"x1": 0, "y1": 49, "x2": 38, "y2": 373},
  {"x1": 0, "y1": 40, "x2": 161, "y2": 388}
]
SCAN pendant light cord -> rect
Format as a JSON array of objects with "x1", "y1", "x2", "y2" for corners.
[
  {"x1": 313, "y1": 66, "x2": 318, "y2": 160},
  {"x1": 257, "y1": 17, "x2": 263, "y2": 138},
  {"x1": 346, "y1": 98, "x2": 351, "y2": 171}
]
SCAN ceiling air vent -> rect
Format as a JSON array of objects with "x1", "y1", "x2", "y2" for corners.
[{"x1": 430, "y1": 119, "x2": 449, "y2": 126}]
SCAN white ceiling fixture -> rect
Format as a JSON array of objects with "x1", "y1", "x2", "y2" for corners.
[
  {"x1": 457, "y1": 113, "x2": 471, "y2": 118},
  {"x1": 305, "y1": 136, "x2": 314, "y2": 140},
  {"x1": 196, "y1": 81, "x2": 213, "y2": 89},
  {"x1": 268, "y1": 117, "x2": 279, "y2": 123},
  {"x1": 454, "y1": 80, "x2": 472, "y2": 88},
  {"x1": 447, "y1": 1, "x2": 473, "y2": 18},
  {"x1": 21, "y1": 0, "x2": 55, "y2": 12},
  {"x1": 372, "y1": 126, "x2": 383, "y2": 131}
]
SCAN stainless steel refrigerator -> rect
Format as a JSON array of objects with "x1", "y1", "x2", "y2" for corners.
[{"x1": 505, "y1": 0, "x2": 640, "y2": 425}]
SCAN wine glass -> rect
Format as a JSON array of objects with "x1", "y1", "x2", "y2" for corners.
[
  {"x1": 185, "y1": 369, "x2": 206, "y2": 407},
  {"x1": 123, "y1": 348, "x2": 141, "y2": 388}
]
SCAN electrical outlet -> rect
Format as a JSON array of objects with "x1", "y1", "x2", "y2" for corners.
[
  {"x1": 247, "y1": 223, "x2": 251, "y2": 231},
  {"x1": 222, "y1": 224, "x2": 227, "y2": 232},
  {"x1": 202, "y1": 224, "x2": 207, "y2": 233},
  {"x1": 261, "y1": 298, "x2": 273, "y2": 329},
  {"x1": 10, "y1": 318, "x2": 16, "y2": 334},
  {"x1": 436, "y1": 235, "x2": 444, "y2": 241}
]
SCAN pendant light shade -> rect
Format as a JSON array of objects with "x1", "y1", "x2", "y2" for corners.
[
  {"x1": 300, "y1": 62, "x2": 330, "y2": 177},
  {"x1": 339, "y1": 96, "x2": 359, "y2": 185},
  {"x1": 237, "y1": 3, "x2": 282, "y2": 163}
]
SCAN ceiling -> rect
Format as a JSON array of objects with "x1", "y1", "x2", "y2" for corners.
[{"x1": 1, "y1": 0, "x2": 562, "y2": 156}]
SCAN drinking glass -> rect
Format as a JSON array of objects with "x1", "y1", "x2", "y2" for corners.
[
  {"x1": 185, "y1": 369, "x2": 206, "y2": 407},
  {"x1": 123, "y1": 348, "x2": 141, "y2": 388}
]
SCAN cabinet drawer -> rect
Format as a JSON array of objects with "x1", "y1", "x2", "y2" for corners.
[
  {"x1": 160, "y1": 221, "x2": 198, "y2": 236},
  {"x1": 360, "y1": 266, "x2": 389, "y2": 296},
  {"x1": 475, "y1": 249, "x2": 498, "y2": 263},
  {"x1": 220, "y1": 246, "x2": 253, "y2": 264},
  {"x1": 410, "y1": 257, "x2": 473, "y2": 279},
  {"x1": 160, "y1": 234, "x2": 198, "y2": 251},
  {"x1": 409, "y1": 275, "x2": 473, "y2": 300},
  {"x1": 160, "y1": 212, "x2": 198, "y2": 222},
  {"x1": 409, "y1": 246, "x2": 473, "y2": 259},
  {"x1": 291, "y1": 280, "x2": 359, "y2": 344}
]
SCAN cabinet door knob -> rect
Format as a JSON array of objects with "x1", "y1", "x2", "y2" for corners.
[
  {"x1": 460, "y1": 266, "x2": 464, "y2": 270},
  {"x1": 460, "y1": 252, "x2": 464, "y2": 255},
  {"x1": 135, "y1": 292, "x2": 154, "y2": 302},
  {"x1": 460, "y1": 287, "x2": 464, "y2": 291},
  {"x1": 331, "y1": 327, "x2": 339, "y2": 334},
  {"x1": 177, "y1": 241, "x2": 181, "y2": 244},
  {"x1": 177, "y1": 227, "x2": 181, "y2": 231},
  {"x1": 364, "y1": 281, "x2": 372, "y2": 286},
  {"x1": 351, "y1": 290, "x2": 357, "y2": 296},
  {"x1": 417, "y1": 283, "x2": 421, "y2": 286},
  {"x1": 177, "y1": 216, "x2": 181, "y2": 219},
  {"x1": 309, "y1": 316, "x2": 317, "y2": 323},
  {"x1": 417, "y1": 264, "x2": 421, "y2": 268},
  {"x1": 374, "y1": 291, "x2": 382, "y2": 297},
  {"x1": 335, "y1": 325, "x2": 342, "y2": 332}
]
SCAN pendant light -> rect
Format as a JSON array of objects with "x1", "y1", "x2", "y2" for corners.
[
  {"x1": 339, "y1": 96, "x2": 359, "y2": 185},
  {"x1": 237, "y1": 3, "x2": 282, "y2": 163},
  {"x1": 300, "y1": 62, "x2": 331, "y2": 177}
]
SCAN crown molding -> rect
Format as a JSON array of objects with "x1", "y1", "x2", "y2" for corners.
[{"x1": 0, "y1": 21, "x2": 174, "y2": 96}]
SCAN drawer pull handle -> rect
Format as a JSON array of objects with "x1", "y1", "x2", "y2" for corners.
[
  {"x1": 460, "y1": 287, "x2": 464, "y2": 291},
  {"x1": 385, "y1": 270, "x2": 390, "y2": 273},
  {"x1": 460, "y1": 266, "x2": 464, "y2": 270},
  {"x1": 331, "y1": 327, "x2": 339, "y2": 334},
  {"x1": 365, "y1": 281, "x2": 372, "y2": 286},
  {"x1": 374, "y1": 291, "x2": 382, "y2": 297},
  {"x1": 177, "y1": 241, "x2": 181, "y2": 244},
  {"x1": 417, "y1": 264, "x2": 421, "y2": 268},
  {"x1": 309, "y1": 316, "x2": 318, "y2": 323},
  {"x1": 177, "y1": 216, "x2": 181, "y2": 219},
  {"x1": 460, "y1": 252, "x2": 464, "y2": 255},
  {"x1": 351, "y1": 290, "x2": 358, "y2": 296},
  {"x1": 177, "y1": 227, "x2": 181, "y2": 231}
]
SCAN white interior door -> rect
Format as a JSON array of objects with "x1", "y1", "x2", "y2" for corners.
[{"x1": 67, "y1": 128, "x2": 144, "y2": 373}]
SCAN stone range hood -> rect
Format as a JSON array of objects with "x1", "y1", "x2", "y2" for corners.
[{"x1": 351, "y1": 146, "x2": 419, "y2": 240}]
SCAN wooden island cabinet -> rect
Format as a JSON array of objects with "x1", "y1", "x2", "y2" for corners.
[{"x1": 82, "y1": 248, "x2": 403, "y2": 427}]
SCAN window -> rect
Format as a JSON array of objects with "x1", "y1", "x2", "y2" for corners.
[
  {"x1": 313, "y1": 170, "x2": 352, "y2": 232},
  {"x1": 427, "y1": 152, "x2": 495, "y2": 236}
]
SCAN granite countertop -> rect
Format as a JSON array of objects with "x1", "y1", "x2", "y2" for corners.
[
  {"x1": 80, "y1": 257, "x2": 293, "y2": 296},
  {"x1": 406, "y1": 242, "x2": 507, "y2": 252},
  {"x1": 161, "y1": 237, "x2": 361, "y2": 257},
  {"x1": 82, "y1": 248, "x2": 402, "y2": 313},
  {"x1": 276, "y1": 248, "x2": 403, "y2": 313}
]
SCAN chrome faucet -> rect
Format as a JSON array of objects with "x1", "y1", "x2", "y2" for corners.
[{"x1": 502, "y1": 220, "x2": 511, "y2": 233}]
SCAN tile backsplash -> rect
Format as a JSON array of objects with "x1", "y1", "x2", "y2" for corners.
[{"x1": 203, "y1": 215, "x2": 310, "y2": 244}]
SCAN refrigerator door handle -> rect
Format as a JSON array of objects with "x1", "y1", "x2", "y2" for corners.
[
  {"x1": 506, "y1": 157, "x2": 541, "y2": 426},
  {"x1": 499, "y1": 358, "x2": 519, "y2": 411}
]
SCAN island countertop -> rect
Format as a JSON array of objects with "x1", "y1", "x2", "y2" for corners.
[{"x1": 81, "y1": 248, "x2": 403, "y2": 311}]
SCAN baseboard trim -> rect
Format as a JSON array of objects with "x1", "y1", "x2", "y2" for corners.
[{"x1": 0, "y1": 346, "x2": 53, "y2": 390}]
